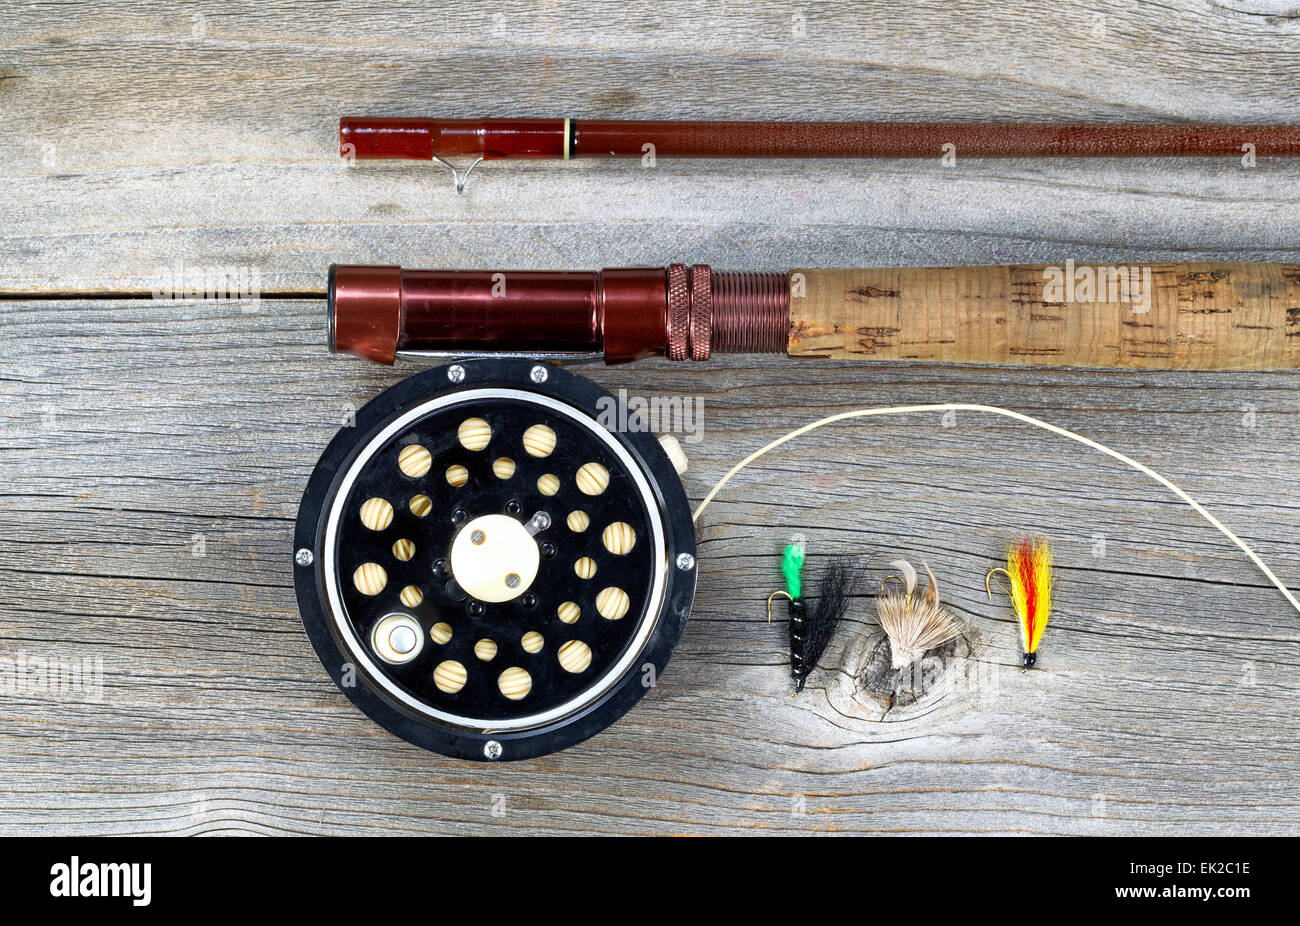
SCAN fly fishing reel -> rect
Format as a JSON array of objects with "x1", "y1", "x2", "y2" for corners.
[{"x1": 293, "y1": 359, "x2": 696, "y2": 760}]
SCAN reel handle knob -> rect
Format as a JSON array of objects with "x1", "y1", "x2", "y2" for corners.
[{"x1": 658, "y1": 435, "x2": 689, "y2": 476}]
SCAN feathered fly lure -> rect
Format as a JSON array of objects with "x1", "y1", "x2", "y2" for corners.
[
  {"x1": 988, "y1": 538, "x2": 1054, "y2": 669},
  {"x1": 875, "y1": 559, "x2": 962, "y2": 669},
  {"x1": 767, "y1": 545, "x2": 855, "y2": 692}
]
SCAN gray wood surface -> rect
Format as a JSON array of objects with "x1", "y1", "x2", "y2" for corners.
[{"x1": 1, "y1": 1, "x2": 1298, "y2": 835}]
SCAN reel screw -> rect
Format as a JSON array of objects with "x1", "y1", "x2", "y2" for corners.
[
  {"x1": 448, "y1": 365, "x2": 466, "y2": 383},
  {"x1": 295, "y1": 548, "x2": 314, "y2": 567},
  {"x1": 529, "y1": 365, "x2": 548, "y2": 383},
  {"x1": 471, "y1": 529, "x2": 486, "y2": 545},
  {"x1": 483, "y1": 740, "x2": 503, "y2": 760},
  {"x1": 676, "y1": 553, "x2": 696, "y2": 571},
  {"x1": 505, "y1": 573, "x2": 521, "y2": 588}
]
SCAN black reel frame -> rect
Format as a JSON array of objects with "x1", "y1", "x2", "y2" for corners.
[{"x1": 293, "y1": 359, "x2": 697, "y2": 761}]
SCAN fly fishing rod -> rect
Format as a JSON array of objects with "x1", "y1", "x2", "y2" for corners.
[
  {"x1": 339, "y1": 117, "x2": 1300, "y2": 190},
  {"x1": 328, "y1": 261, "x2": 1300, "y2": 370}
]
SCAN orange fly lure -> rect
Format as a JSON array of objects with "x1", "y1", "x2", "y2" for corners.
[{"x1": 988, "y1": 538, "x2": 1054, "y2": 670}]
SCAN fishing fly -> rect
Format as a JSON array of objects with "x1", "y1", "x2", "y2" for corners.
[
  {"x1": 768, "y1": 545, "x2": 857, "y2": 693},
  {"x1": 875, "y1": 559, "x2": 963, "y2": 671},
  {"x1": 988, "y1": 539, "x2": 1054, "y2": 670}
]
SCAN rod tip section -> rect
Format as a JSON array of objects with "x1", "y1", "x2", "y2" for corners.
[
  {"x1": 329, "y1": 264, "x2": 402, "y2": 364},
  {"x1": 339, "y1": 117, "x2": 436, "y2": 160}
]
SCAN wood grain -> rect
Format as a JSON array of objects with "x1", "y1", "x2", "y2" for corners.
[
  {"x1": 1, "y1": 1, "x2": 1299, "y2": 835},
  {"x1": 4, "y1": 1, "x2": 1300, "y2": 294},
  {"x1": 1, "y1": 296, "x2": 1298, "y2": 835},
  {"x1": 790, "y1": 262, "x2": 1300, "y2": 369}
]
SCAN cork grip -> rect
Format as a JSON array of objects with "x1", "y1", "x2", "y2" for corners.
[{"x1": 787, "y1": 263, "x2": 1300, "y2": 370}]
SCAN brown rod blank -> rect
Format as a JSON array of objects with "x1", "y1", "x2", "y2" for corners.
[
  {"x1": 340, "y1": 117, "x2": 1300, "y2": 161},
  {"x1": 329, "y1": 261, "x2": 1300, "y2": 371}
]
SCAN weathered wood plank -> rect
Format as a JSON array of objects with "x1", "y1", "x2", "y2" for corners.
[
  {"x1": 3, "y1": 1, "x2": 1300, "y2": 293},
  {"x1": 1, "y1": 297, "x2": 1297, "y2": 834}
]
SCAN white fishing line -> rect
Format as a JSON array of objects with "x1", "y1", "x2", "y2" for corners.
[{"x1": 691, "y1": 403, "x2": 1300, "y2": 616}]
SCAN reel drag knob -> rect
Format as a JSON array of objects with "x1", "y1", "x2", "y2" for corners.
[{"x1": 449, "y1": 513, "x2": 543, "y2": 603}]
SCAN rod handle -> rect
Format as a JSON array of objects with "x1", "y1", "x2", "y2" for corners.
[{"x1": 787, "y1": 263, "x2": 1300, "y2": 370}]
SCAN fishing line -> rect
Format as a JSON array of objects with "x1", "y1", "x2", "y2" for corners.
[{"x1": 691, "y1": 403, "x2": 1300, "y2": 617}]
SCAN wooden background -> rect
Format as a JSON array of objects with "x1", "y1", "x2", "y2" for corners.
[{"x1": 2, "y1": 1, "x2": 1298, "y2": 835}]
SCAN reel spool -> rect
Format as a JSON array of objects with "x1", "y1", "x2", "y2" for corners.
[{"x1": 293, "y1": 359, "x2": 696, "y2": 760}]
